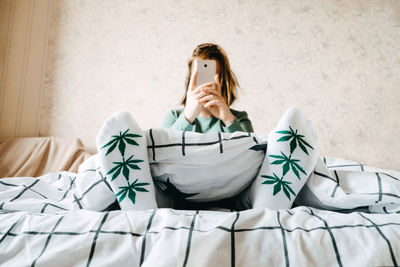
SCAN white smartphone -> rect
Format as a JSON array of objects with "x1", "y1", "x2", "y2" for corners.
[{"x1": 194, "y1": 59, "x2": 217, "y2": 86}]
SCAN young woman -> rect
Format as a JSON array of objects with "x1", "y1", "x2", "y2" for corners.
[{"x1": 162, "y1": 43, "x2": 254, "y2": 133}]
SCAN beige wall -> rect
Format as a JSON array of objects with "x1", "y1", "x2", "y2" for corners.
[
  {"x1": 0, "y1": 0, "x2": 51, "y2": 137},
  {"x1": 1, "y1": 0, "x2": 400, "y2": 170}
]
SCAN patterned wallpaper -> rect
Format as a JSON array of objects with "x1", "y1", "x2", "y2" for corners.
[{"x1": 40, "y1": 0, "x2": 400, "y2": 170}]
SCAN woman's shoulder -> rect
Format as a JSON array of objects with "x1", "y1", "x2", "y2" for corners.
[
  {"x1": 229, "y1": 108, "x2": 249, "y2": 119},
  {"x1": 167, "y1": 108, "x2": 184, "y2": 118}
]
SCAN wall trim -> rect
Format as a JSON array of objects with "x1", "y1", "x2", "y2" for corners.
[
  {"x1": 37, "y1": 0, "x2": 53, "y2": 136},
  {"x1": 0, "y1": 0, "x2": 15, "y2": 129},
  {"x1": 16, "y1": 0, "x2": 34, "y2": 137}
]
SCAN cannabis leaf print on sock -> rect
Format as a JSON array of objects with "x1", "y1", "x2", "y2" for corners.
[
  {"x1": 106, "y1": 155, "x2": 144, "y2": 181},
  {"x1": 269, "y1": 152, "x2": 306, "y2": 180},
  {"x1": 101, "y1": 129, "x2": 142, "y2": 156},
  {"x1": 116, "y1": 179, "x2": 149, "y2": 204},
  {"x1": 101, "y1": 129, "x2": 149, "y2": 206},
  {"x1": 262, "y1": 173, "x2": 296, "y2": 200},
  {"x1": 276, "y1": 126, "x2": 314, "y2": 155},
  {"x1": 261, "y1": 125, "x2": 314, "y2": 200}
]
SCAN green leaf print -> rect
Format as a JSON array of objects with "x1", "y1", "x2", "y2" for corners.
[
  {"x1": 269, "y1": 152, "x2": 307, "y2": 180},
  {"x1": 276, "y1": 126, "x2": 314, "y2": 155},
  {"x1": 106, "y1": 155, "x2": 144, "y2": 181},
  {"x1": 262, "y1": 173, "x2": 296, "y2": 200},
  {"x1": 101, "y1": 129, "x2": 142, "y2": 157},
  {"x1": 116, "y1": 179, "x2": 150, "y2": 204}
]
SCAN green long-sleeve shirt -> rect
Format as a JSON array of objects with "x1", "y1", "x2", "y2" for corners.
[{"x1": 162, "y1": 108, "x2": 254, "y2": 133}]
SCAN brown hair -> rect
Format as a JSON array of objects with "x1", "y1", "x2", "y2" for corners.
[{"x1": 180, "y1": 43, "x2": 239, "y2": 106}]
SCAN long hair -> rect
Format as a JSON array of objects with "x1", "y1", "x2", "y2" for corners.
[{"x1": 180, "y1": 43, "x2": 239, "y2": 106}]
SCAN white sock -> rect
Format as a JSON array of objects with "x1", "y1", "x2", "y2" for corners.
[
  {"x1": 251, "y1": 107, "x2": 318, "y2": 209},
  {"x1": 96, "y1": 111, "x2": 157, "y2": 210}
]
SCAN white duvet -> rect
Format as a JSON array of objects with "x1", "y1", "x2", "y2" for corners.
[{"x1": 1, "y1": 108, "x2": 400, "y2": 266}]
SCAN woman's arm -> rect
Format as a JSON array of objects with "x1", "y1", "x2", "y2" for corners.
[
  {"x1": 162, "y1": 110, "x2": 195, "y2": 131},
  {"x1": 222, "y1": 111, "x2": 254, "y2": 133},
  {"x1": 198, "y1": 75, "x2": 253, "y2": 133}
]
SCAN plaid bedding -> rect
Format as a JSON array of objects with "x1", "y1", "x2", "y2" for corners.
[
  {"x1": 1, "y1": 206, "x2": 399, "y2": 266},
  {"x1": 1, "y1": 155, "x2": 400, "y2": 266},
  {"x1": 1, "y1": 108, "x2": 400, "y2": 266}
]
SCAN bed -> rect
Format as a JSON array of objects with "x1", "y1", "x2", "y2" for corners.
[{"x1": 1, "y1": 111, "x2": 399, "y2": 267}]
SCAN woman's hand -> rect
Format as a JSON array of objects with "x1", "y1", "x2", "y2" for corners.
[
  {"x1": 184, "y1": 70, "x2": 216, "y2": 124},
  {"x1": 198, "y1": 75, "x2": 236, "y2": 127}
]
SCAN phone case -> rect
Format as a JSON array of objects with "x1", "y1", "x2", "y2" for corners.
[{"x1": 195, "y1": 59, "x2": 217, "y2": 86}]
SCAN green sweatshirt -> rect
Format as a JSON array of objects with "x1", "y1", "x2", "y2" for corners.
[{"x1": 162, "y1": 108, "x2": 254, "y2": 133}]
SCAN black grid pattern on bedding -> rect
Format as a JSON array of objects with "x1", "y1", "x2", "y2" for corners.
[
  {"x1": 0, "y1": 168, "x2": 114, "y2": 213},
  {"x1": 0, "y1": 207, "x2": 399, "y2": 267},
  {"x1": 147, "y1": 129, "x2": 257, "y2": 161},
  {"x1": 1, "y1": 158, "x2": 399, "y2": 216},
  {"x1": 1, "y1": 157, "x2": 399, "y2": 215},
  {"x1": 1, "y1": 129, "x2": 265, "y2": 214},
  {"x1": 312, "y1": 160, "x2": 400, "y2": 207}
]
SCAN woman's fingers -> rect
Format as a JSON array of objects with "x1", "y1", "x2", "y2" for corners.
[
  {"x1": 200, "y1": 87, "x2": 220, "y2": 96},
  {"x1": 193, "y1": 90, "x2": 212, "y2": 102},
  {"x1": 197, "y1": 94, "x2": 216, "y2": 103},
  {"x1": 203, "y1": 99, "x2": 219, "y2": 108},
  {"x1": 194, "y1": 82, "x2": 215, "y2": 91},
  {"x1": 198, "y1": 95, "x2": 224, "y2": 109},
  {"x1": 193, "y1": 85, "x2": 217, "y2": 96},
  {"x1": 193, "y1": 91, "x2": 204, "y2": 100},
  {"x1": 189, "y1": 70, "x2": 198, "y2": 90}
]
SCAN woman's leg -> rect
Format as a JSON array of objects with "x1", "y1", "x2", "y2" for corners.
[
  {"x1": 251, "y1": 107, "x2": 318, "y2": 209},
  {"x1": 96, "y1": 111, "x2": 158, "y2": 210}
]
